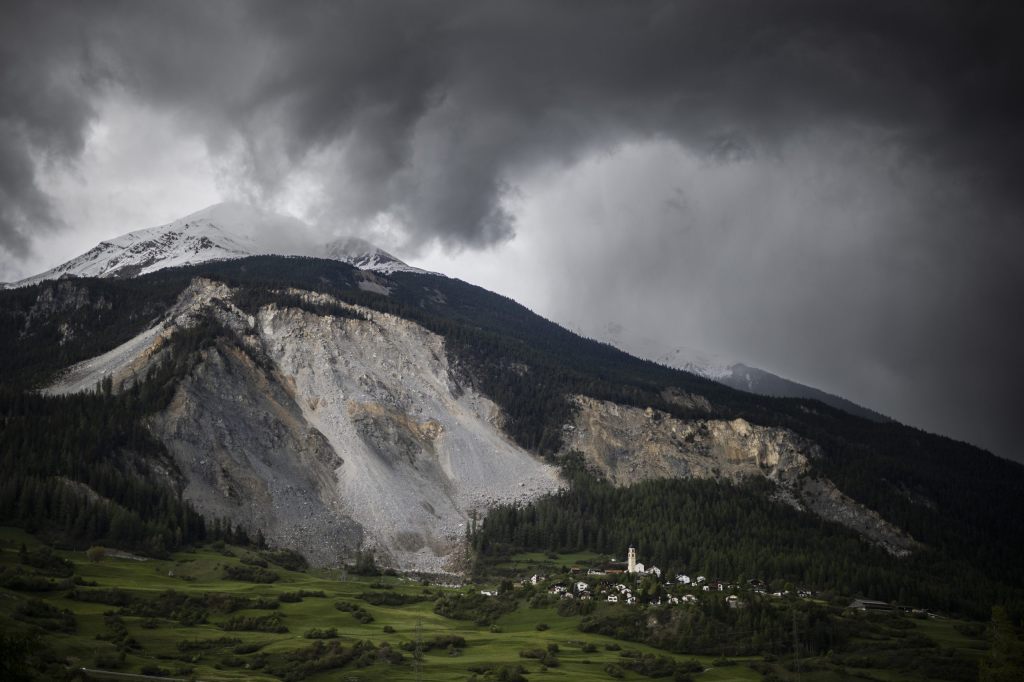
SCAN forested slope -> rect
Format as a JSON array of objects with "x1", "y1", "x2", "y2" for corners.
[{"x1": 1, "y1": 256, "x2": 1021, "y2": 618}]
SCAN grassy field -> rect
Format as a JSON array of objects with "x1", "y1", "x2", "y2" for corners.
[
  {"x1": 0, "y1": 529, "x2": 745, "y2": 681},
  {"x1": 0, "y1": 528, "x2": 990, "y2": 681}
]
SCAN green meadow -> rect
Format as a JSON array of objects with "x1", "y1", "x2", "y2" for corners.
[{"x1": 0, "y1": 527, "x2": 992, "y2": 681}]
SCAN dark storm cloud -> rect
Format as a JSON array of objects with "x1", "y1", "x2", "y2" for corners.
[
  {"x1": 5, "y1": 0, "x2": 1023, "y2": 248},
  {"x1": 0, "y1": 1, "x2": 102, "y2": 254},
  {"x1": 2, "y1": 1, "x2": 1022, "y2": 460}
]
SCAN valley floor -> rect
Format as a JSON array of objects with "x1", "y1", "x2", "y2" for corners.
[{"x1": 0, "y1": 528, "x2": 992, "y2": 681}]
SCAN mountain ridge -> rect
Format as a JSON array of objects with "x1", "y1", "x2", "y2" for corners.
[
  {"x1": 8, "y1": 202, "x2": 426, "y2": 288},
  {"x1": 598, "y1": 332, "x2": 890, "y2": 423},
  {"x1": 14, "y1": 202, "x2": 888, "y2": 424}
]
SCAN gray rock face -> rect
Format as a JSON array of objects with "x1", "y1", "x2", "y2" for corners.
[
  {"x1": 564, "y1": 396, "x2": 918, "y2": 556},
  {"x1": 254, "y1": 303, "x2": 563, "y2": 572},
  {"x1": 564, "y1": 396, "x2": 816, "y2": 486},
  {"x1": 148, "y1": 343, "x2": 361, "y2": 567},
  {"x1": 796, "y1": 477, "x2": 918, "y2": 557},
  {"x1": 46, "y1": 278, "x2": 562, "y2": 572}
]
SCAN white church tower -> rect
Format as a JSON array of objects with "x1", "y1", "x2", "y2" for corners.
[{"x1": 627, "y1": 546, "x2": 637, "y2": 573}]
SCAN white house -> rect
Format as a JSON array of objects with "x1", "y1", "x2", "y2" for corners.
[
  {"x1": 531, "y1": 574, "x2": 544, "y2": 585},
  {"x1": 696, "y1": 576, "x2": 707, "y2": 585},
  {"x1": 681, "y1": 594, "x2": 697, "y2": 604},
  {"x1": 677, "y1": 574, "x2": 691, "y2": 585},
  {"x1": 480, "y1": 590, "x2": 497, "y2": 597},
  {"x1": 646, "y1": 566, "x2": 661, "y2": 578},
  {"x1": 575, "y1": 581, "x2": 589, "y2": 592},
  {"x1": 607, "y1": 595, "x2": 619, "y2": 603}
]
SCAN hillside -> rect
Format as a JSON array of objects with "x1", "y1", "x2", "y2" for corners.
[{"x1": 1, "y1": 255, "x2": 1023, "y2": 619}]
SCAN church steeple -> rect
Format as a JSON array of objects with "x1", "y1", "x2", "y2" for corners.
[{"x1": 627, "y1": 545, "x2": 637, "y2": 573}]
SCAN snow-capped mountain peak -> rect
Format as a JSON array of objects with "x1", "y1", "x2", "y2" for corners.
[
  {"x1": 652, "y1": 345, "x2": 736, "y2": 380},
  {"x1": 324, "y1": 236, "x2": 426, "y2": 275},
  {"x1": 10, "y1": 203, "x2": 428, "y2": 287}
]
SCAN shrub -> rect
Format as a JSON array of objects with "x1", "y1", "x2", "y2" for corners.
[
  {"x1": 86, "y1": 546, "x2": 106, "y2": 563},
  {"x1": 240, "y1": 554, "x2": 268, "y2": 568},
  {"x1": 433, "y1": 591, "x2": 518, "y2": 626},
  {"x1": 13, "y1": 598, "x2": 76, "y2": 633},
  {"x1": 220, "y1": 613, "x2": 288, "y2": 633},
  {"x1": 68, "y1": 587, "x2": 134, "y2": 606},
  {"x1": 304, "y1": 627, "x2": 338, "y2": 639},
  {"x1": 334, "y1": 601, "x2": 373, "y2": 624},
  {"x1": 401, "y1": 635, "x2": 466, "y2": 653},
  {"x1": 279, "y1": 590, "x2": 325, "y2": 603},
  {"x1": 223, "y1": 564, "x2": 278, "y2": 583},
  {"x1": 262, "y1": 548, "x2": 308, "y2": 571},
  {"x1": 0, "y1": 567, "x2": 71, "y2": 592},
  {"x1": 349, "y1": 549, "x2": 380, "y2": 576},
  {"x1": 468, "y1": 664, "x2": 528, "y2": 681},
  {"x1": 233, "y1": 642, "x2": 267, "y2": 654},
  {"x1": 18, "y1": 546, "x2": 74, "y2": 577},
  {"x1": 176, "y1": 637, "x2": 241, "y2": 652},
  {"x1": 535, "y1": 622, "x2": 549, "y2": 631},
  {"x1": 359, "y1": 591, "x2": 429, "y2": 606}
]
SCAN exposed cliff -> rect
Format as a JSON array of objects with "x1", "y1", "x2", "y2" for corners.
[
  {"x1": 46, "y1": 278, "x2": 562, "y2": 572},
  {"x1": 251, "y1": 301, "x2": 563, "y2": 572},
  {"x1": 563, "y1": 396, "x2": 918, "y2": 555}
]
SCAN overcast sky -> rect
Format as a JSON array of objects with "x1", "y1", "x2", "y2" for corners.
[{"x1": 2, "y1": 1, "x2": 1022, "y2": 463}]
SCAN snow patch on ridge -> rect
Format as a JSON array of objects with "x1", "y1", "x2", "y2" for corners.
[
  {"x1": 324, "y1": 236, "x2": 429, "y2": 275},
  {"x1": 10, "y1": 202, "x2": 430, "y2": 287}
]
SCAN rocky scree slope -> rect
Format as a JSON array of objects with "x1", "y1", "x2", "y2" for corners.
[
  {"x1": 563, "y1": 395, "x2": 918, "y2": 556},
  {"x1": 46, "y1": 278, "x2": 561, "y2": 572}
]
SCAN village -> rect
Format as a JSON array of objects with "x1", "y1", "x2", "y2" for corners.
[{"x1": 480, "y1": 545, "x2": 930, "y2": 617}]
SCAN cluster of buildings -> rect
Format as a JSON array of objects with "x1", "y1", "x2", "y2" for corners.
[
  {"x1": 516, "y1": 546, "x2": 760, "y2": 608},
  {"x1": 502, "y1": 546, "x2": 823, "y2": 610},
  {"x1": 478, "y1": 545, "x2": 927, "y2": 617}
]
